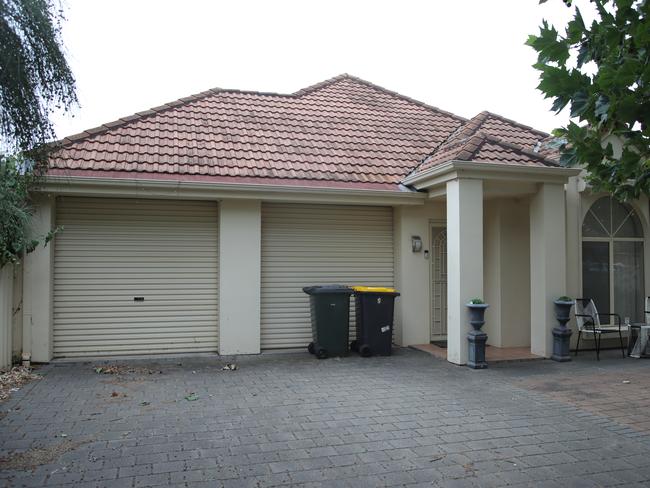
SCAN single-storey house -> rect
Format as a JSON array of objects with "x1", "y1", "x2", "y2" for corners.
[{"x1": 3, "y1": 74, "x2": 648, "y2": 367}]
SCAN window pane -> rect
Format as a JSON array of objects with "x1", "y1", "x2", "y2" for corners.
[
  {"x1": 582, "y1": 211, "x2": 609, "y2": 237},
  {"x1": 614, "y1": 241, "x2": 645, "y2": 322},
  {"x1": 614, "y1": 208, "x2": 643, "y2": 238},
  {"x1": 588, "y1": 197, "x2": 612, "y2": 235},
  {"x1": 582, "y1": 241, "x2": 610, "y2": 316}
]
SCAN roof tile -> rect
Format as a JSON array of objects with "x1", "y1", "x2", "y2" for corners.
[{"x1": 50, "y1": 75, "x2": 556, "y2": 189}]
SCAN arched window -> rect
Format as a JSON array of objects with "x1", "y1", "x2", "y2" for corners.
[{"x1": 582, "y1": 196, "x2": 645, "y2": 322}]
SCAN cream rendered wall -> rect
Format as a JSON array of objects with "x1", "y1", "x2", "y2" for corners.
[
  {"x1": 393, "y1": 201, "x2": 445, "y2": 346},
  {"x1": 218, "y1": 199, "x2": 261, "y2": 355},
  {"x1": 22, "y1": 194, "x2": 55, "y2": 363},
  {"x1": 565, "y1": 176, "x2": 582, "y2": 308},
  {"x1": 483, "y1": 202, "x2": 501, "y2": 345},
  {"x1": 530, "y1": 183, "x2": 567, "y2": 357},
  {"x1": 483, "y1": 199, "x2": 531, "y2": 348},
  {"x1": 12, "y1": 263, "x2": 23, "y2": 361},
  {"x1": 499, "y1": 200, "x2": 531, "y2": 347},
  {"x1": 0, "y1": 265, "x2": 13, "y2": 369}
]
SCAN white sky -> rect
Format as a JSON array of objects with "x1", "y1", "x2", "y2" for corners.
[{"x1": 51, "y1": 0, "x2": 581, "y2": 139}]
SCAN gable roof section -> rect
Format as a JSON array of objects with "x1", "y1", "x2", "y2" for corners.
[
  {"x1": 415, "y1": 132, "x2": 559, "y2": 174},
  {"x1": 446, "y1": 111, "x2": 549, "y2": 149},
  {"x1": 407, "y1": 110, "x2": 558, "y2": 176},
  {"x1": 48, "y1": 74, "x2": 465, "y2": 190}
]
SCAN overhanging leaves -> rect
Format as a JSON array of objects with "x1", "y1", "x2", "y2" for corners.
[
  {"x1": 0, "y1": 0, "x2": 77, "y2": 153},
  {"x1": 528, "y1": 0, "x2": 650, "y2": 201}
]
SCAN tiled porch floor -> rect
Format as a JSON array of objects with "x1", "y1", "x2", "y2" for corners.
[{"x1": 411, "y1": 342, "x2": 542, "y2": 362}]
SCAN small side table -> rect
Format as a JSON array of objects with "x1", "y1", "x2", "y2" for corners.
[{"x1": 628, "y1": 324, "x2": 650, "y2": 358}]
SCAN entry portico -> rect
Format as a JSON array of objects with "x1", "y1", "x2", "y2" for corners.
[{"x1": 401, "y1": 161, "x2": 579, "y2": 365}]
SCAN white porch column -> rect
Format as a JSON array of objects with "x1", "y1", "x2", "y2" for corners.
[
  {"x1": 219, "y1": 200, "x2": 261, "y2": 355},
  {"x1": 446, "y1": 179, "x2": 483, "y2": 365},
  {"x1": 530, "y1": 183, "x2": 567, "y2": 357},
  {"x1": 22, "y1": 194, "x2": 55, "y2": 362}
]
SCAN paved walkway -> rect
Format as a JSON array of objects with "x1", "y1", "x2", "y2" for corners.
[
  {"x1": 410, "y1": 344, "x2": 541, "y2": 363},
  {"x1": 1, "y1": 349, "x2": 649, "y2": 487}
]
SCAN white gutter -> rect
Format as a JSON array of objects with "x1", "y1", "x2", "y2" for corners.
[
  {"x1": 39, "y1": 175, "x2": 427, "y2": 206},
  {"x1": 402, "y1": 160, "x2": 582, "y2": 190}
]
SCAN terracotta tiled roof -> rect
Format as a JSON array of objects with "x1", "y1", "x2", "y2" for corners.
[
  {"x1": 445, "y1": 111, "x2": 549, "y2": 149},
  {"x1": 407, "y1": 110, "x2": 557, "y2": 176},
  {"x1": 49, "y1": 74, "x2": 559, "y2": 190},
  {"x1": 533, "y1": 135, "x2": 562, "y2": 160},
  {"x1": 49, "y1": 74, "x2": 465, "y2": 190},
  {"x1": 415, "y1": 132, "x2": 559, "y2": 173}
]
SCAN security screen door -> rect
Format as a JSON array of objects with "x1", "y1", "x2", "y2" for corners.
[{"x1": 431, "y1": 227, "x2": 448, "y2": 340}]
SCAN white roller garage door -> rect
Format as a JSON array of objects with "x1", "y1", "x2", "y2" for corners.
[
  {"x1": 53, "y1": 197, "x2": 219, "y2": 358},
  {"x1": 261, "y1": 203, "x2": 394, "y2": 349}
]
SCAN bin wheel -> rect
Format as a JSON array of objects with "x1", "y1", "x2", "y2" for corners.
[
  {"x1": 359, "y1": 344, "x2": 372, "y2": 358},
  {"x1": 350, "y1": 340, "x2": 359, "y2": 352},
  {"x1": 307, "y1": 342, "x2": 315, "y2": 354},
  {"x1": 316, "y1": 347, "x2": 328, "y2": 360}
]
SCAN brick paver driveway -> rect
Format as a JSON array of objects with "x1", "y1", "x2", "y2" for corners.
[{"x1": 1, "y1": 348, "x2": 649, "y2": 488}]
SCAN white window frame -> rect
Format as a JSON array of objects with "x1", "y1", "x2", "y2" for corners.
[{"x1": 582, "y1": 197, "x2": 644, "y2": 320}]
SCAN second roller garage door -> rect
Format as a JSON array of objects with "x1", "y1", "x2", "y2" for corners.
[{"x1": 260, "y1": 203, "x2": 394, "y2": 350}]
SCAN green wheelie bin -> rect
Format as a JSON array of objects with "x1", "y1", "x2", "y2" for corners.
[{"x1": 303, "y1": 285, "x2": 353, "y2": 359}]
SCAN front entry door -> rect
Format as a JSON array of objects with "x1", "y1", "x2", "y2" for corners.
[{"x1": 431, "y1": 227, "x2": 448, "y2": 340}]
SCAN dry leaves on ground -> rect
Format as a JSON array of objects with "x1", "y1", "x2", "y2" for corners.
[
  {"x1": 0, "y1": 366, "x2": 41, "y2": 402},
  {"x1": 0, "y1": 439, "x2": 88, "y2": 471},
  {"x1": 93, "y1": 365, "x2": 161, "y2": 375}
]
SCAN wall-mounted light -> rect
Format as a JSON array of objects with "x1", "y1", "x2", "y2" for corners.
[{"x1": 411, "y1": 236, "x2": 422, "y2": 253}]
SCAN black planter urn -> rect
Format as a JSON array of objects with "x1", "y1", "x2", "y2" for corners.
[
  {"x1": 466, "y1": 303, "x2": 489, "y2": 369},
  {"x1": 552, "y1": 299, "x2": 573, "y2": 362}
]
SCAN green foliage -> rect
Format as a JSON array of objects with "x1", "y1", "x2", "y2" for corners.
[
  {"x1": 468, "y1": 298, "x2": 485, "y2": 305},
  {"x1": 0, "y1": 155, "x2": 59, "y2": 268},
  {"x1": 557, "y1": 296, "x2": 574, "y2": 302},
  {"x1": 1, "y1": 0, "x2": 77, "y2": 153},
  {"x1": 0, "y1": 0, "x2": 75, "y2": 268},
  {"x1": 527, "y1": 0, "x2": 650, "y2": 200}
]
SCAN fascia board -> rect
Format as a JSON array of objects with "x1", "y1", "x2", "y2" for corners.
[
  {"x1": 403, "y1": 160, "x2": 582, "y2": 190},
  {"x1": 38, "y1": 175, "x2": 428, "y2": 206}
]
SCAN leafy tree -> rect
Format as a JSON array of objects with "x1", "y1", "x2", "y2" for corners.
[
  {"x1": 1, "y1": 0, "x2": 77, "y2": 153},
  {"x1": 0, "y1": 156, "x2": 57, "y2": 268},
  {"x1": 0, "y1": 0, "x2": 76, "y2": 267},
  {"x1": 527, "y1": 0, "x2": 649, "y2": 200}
]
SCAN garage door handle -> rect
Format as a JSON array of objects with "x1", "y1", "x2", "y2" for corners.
[{"x1": 134, "y1": 296, "x2": 144, "y2": 302}]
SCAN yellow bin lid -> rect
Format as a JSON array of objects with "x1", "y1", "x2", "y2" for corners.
[{"x1": 351, "y1": 286, "x2": 397, "y2": 293}]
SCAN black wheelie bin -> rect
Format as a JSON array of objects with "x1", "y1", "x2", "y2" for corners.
[
  {"x1": 303, "y1": 285, "x2": 354, "y2": 359},
  {"x1": 350, "y1": 286, "x2": 400, "y2": 357}
]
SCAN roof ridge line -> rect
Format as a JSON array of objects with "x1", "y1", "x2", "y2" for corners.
[
  {"x1": 56, "y1": 85, "x2": 304, "y2": 147},
  {"x1": 291, "y1": 74, "x2": 352, "y2": 96},
  {"x1": 462, "y1": 132, "x2": 488, "y2": 160},
  {"x1": 55, "y1": 74, "x2": 469, "y2": 149},
  {"x1": 480, "y1": 110, "x2": 550, "y2": 137},
  {"x1": 346, "y1": 74, "x2": 468, "y2": 122},
  {"x1": 294, "y1": 73, "x2": 468, "y2": 123},
  {"x1": 479, "y1": 132, "x2": 559, "y2": 166},
  {"x1": 401, "y1": 119, "x2": 483, "y2": 180}
]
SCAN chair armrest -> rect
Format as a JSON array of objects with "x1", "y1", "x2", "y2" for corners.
[{"x1": 597, "y1": 313, "x2": 621, "y2": 327}]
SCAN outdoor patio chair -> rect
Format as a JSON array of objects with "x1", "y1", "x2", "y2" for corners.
[{"x1": 574, "y1": 298, "x2": 625, "y2": 360}]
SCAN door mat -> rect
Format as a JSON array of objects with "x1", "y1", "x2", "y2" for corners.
[{"x1": 431, "y1": 340, "x2": 447, "y2": 348}]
